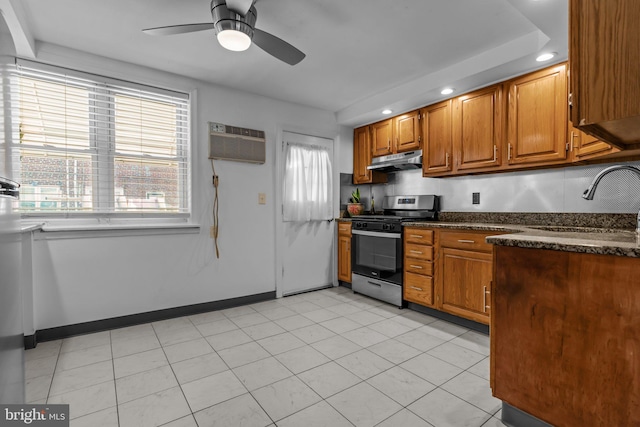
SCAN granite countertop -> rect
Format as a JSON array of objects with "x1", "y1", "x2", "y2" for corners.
[{"x1": 340, "y1": 213, "x2": 639, "y2": 257}]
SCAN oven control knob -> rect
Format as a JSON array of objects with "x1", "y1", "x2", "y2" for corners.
[{"x1": 382, "y1": 223, "x2": 389, "y2": 231}]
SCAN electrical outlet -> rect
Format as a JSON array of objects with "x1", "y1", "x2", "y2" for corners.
[
  {"x1": 472, "y1": 192, "x2": 480, "y2": 205},
  {"x1": 258, "y1": 193, "x2": 266, "y2": 205}
]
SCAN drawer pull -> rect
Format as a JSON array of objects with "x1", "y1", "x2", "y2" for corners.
[
  {"x1": 457, "y1": 239, "x2": 475, "y2": 244},
  {"x1": 410, "y1": 286, "x2": 423, "y2": 291},
  {"x1": 409, "y1": 265, "x2": 423, "y2": 269},
  {"x1": 410, "y1": 250, "x2": 423, "y2": 254},
  {"x1": 410, "y1": 234, "x2": 423, "y2": 238}
]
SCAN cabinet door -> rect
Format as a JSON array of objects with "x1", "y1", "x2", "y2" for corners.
[
  {"x1": 422, "y1": 100, "x2": 453, "y2": 176},
  {"x1": 337, "y1": 233, "x2": 351, "y2": 283},
  {"x1": 570, "y1": 0, "x2": 640, "y2": 146},
  {"x1": 371, "y1": 119, "x2": 393, "y2": 157},
  {"x1": 353, "y1": 126, "x2": 387, "y2": 185},
  {"x1": 454, "y1": 85, "x2": 503, "y2": 171},
  {"x1": 440, "y1": 248, "x2": 492, "y2": 324},
  {"x1": 507, "y1": 64, "x2": 569, "y2": 166},
  {"x1": 569, "y1": 122, "x2": 620, "y2": 161},
  {"x1": 394, "y1": 110, "x2": 421, "y2": 153}
]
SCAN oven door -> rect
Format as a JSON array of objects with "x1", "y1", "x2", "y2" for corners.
[{"x1": 351, "y1": 229, "x2": 402, "y2": 284}]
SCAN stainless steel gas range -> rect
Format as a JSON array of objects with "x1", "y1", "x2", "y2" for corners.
[{"x1": 351, "y1": 195, "x2": 440, "y2": 307}]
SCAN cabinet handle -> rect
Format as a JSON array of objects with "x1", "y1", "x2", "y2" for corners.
[
  {"x1": 493, "y1": 145, "x2": 497, "y2": 162},
  {"x1": 507, "y1": 143, "x2": 512, "y2": 160},
  {"x1": 445, "y1": 152, "x2": 450, "y2": 168},
  {"x1": 483, "y1": 285, "x2": 490, "y2": 312},
  {"x1": 410, "y1": 286, "x2": 423, "y2": 291},
  {"x1": 409, "y1": 234, "x2": 423, "y2": 238},
  {"x1": 457, "y1": 239, "x2": 475, "y2": 244},
  {"x1": 410, "y1": 250, "x2": 423, "y2": 254},
  {"x1": 409, "y1": 265, "x2": 423, "y2": 269},
  {"x1": 570, "y1": 131, "x2": 578, "y2": 152}
]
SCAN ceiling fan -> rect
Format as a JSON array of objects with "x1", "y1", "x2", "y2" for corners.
[{"x1": 142, "y1": 0, "x2": 306, "y2": 65}]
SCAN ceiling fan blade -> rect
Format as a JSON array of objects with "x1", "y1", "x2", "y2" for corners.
[
  {"x1": 253, "y1": 28, "x2": 306, "y2": 65},
  {"x1": 142, "y1": 23, "x2": 216, "y2": 36},
  {"x1": 225, "y1": 0, "x2": 254, "y2": 16}
]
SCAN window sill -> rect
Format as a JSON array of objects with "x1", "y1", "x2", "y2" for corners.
[{"x1": 28, "y1": 222, "x2": 201, "y2": 240}]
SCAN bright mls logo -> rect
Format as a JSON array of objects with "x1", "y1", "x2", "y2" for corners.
[{"x1": 1, "y1": 405, "x2": 69, "y2": 426}]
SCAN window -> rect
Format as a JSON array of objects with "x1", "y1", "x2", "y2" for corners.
[
  {"x1": 12, "y1": 61, "x2": 189, "y2": 216},
  {"x1": 283, "y1": 142, "x2": 333, "y2": 221}
]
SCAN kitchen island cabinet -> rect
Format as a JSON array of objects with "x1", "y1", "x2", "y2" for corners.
[{"x1": 491, "y1": 245, "x2": 640, "y2": 426}]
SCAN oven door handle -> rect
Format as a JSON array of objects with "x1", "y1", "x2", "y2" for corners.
[{"x1": 352, "y1": 230, "x2": 401, "y2": 239}]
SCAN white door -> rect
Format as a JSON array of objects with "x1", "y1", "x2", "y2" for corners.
[{"x1": 279, "y1": 131, "x2": 335, "y2": 296}]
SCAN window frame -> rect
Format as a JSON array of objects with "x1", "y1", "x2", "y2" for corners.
[{"x1": 11, "y1": 59, "x2": 191, "y2": 220}]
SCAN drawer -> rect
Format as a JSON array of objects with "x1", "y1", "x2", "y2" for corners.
[
  {"x1": 405, "y1": 243, "x2": 433, "y2": 261},
  {"x1": 405, "y1": 259, "x2": 433, "y2": 276},
  {"x1": 338, "y1": 222, "x2": 352, "y2": 235},
  {"x1": 439, "y1": 230, "x2": 496, "y2": 252},
  {"x1": 404, "y1": 272, "x2": 433, "y2": 306},
  {"x1": 404, "y1": 228, "x2": 434, "y2": 244}
]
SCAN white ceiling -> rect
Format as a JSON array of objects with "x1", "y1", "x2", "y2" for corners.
[{"x1": 2, "y1": 0, "x2": 567, "y2": 127}]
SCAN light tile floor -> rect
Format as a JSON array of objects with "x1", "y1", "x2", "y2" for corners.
[{"x1": 25, "y1": 286, "x2": 508, "y2": 427}]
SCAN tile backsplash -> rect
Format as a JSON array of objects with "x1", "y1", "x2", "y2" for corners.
[{"x1": 340, "y1": 160, "x2": 640, "y2": 213}]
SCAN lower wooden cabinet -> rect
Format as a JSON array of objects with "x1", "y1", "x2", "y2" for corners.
[
  {"x1": 404, "y1": 273, "x2": 434, "y2": 306},
  {"x1": 440, "y1": 247, "x2": 492, "y2": 324},
  {"x1": 403, "y1": 227, "x2": 436, "y2": 307},
  {"x1": 404, "y1": 227, "x2": 500, "y2": 325},
  {"x1": 337, "y1": 222, "x2": 352, "y2": 283}
]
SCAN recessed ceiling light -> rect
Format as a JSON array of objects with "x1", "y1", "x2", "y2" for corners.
[
  {"x1": 441, "y1": 88, "x2": 454, "y2": 95},
  {"x1": 381, "y1": 109, "x2": 393, "y2": 115},
  {"x1": 536, "y1": 52, "x2": 556, "y2": 62}
]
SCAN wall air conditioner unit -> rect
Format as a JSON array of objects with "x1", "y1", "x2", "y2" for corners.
[{"x1": 208, "y1": 122, "x2": 266, "y2": 164}]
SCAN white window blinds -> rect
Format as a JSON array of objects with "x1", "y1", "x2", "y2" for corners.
[
  {"x1": 12, "y1": 61, "x2": 190, "y2": 215},
  {"x1": 283, "y1": 143, "x2": 333, "y2": 221}
]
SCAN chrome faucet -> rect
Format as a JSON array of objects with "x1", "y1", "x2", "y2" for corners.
[{"x1": 582, "y1": 165, "x2": 640, "y2": 232}]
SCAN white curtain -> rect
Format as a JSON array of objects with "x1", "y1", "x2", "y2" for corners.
[{"x1": 283, "y1": 143, "x2": 333, "y2": 221}]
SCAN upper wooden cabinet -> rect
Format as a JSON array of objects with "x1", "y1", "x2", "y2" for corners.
[
  {"x1": 507, "y1": 64, "x2": 569, "y2": 167},
  {"x1": 370, "y1": 110, "x2": 422, "y2": 157},
  {"x1": 453, "y1": 84, "x2": 503, "y2": 172},
  {"x1": 353, "y1": 126, "x2": 387, "y2": 185},
  {"x1": 394, "y1": 110, "x2": 421, "y2": 153},
  {"x1": 422, "y1": 100, "x2": 453, "y2": 176},
  {"x1": 569, "y1": 122, "x2": 620, "y2": 161},
  {"x1": 371, "y1": 119, "x2": 393, "y2": 157},
  {"x1": 570, "y1": 0, "x2": 640, "y2": 148}
]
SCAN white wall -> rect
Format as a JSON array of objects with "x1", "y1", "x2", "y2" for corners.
[{"x1": 22, "y1": 43, "x2": 339, "y2": 330}]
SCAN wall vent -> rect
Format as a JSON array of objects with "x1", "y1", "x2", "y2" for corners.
[{"x1": 208, "y1": 122, "x2": 266, "y2": 164}]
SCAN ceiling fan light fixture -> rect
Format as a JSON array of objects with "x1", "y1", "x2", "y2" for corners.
[
  {"x1": 211, "y1": 0, "x2": 257, "y2": 51},
  {"x1": 217, "y1": 30, "x2": 252, "y2": 51}
]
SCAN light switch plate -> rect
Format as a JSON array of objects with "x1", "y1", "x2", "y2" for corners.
[{"x1": 258, "y1": 193, "x2": 266, "y2": 205}]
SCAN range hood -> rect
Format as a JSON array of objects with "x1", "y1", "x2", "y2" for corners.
[{"x1": 367, "y1": 150, "x2": 422, "y2": 172}]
